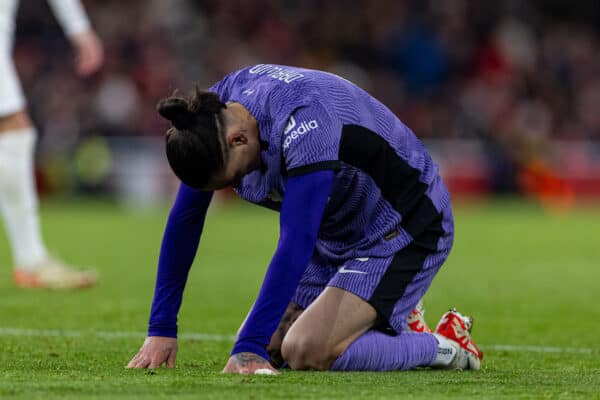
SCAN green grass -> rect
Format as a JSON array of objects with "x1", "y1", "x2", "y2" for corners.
[{"x1": 0, "y1": 198, "x2": 599, "y2": 399}]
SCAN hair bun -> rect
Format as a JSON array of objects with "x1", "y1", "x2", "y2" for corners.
[
  {"x1": 191, "y1": 90, "x2": 226, "y2": 115},
  {"x1": 157, "y1": 97, "x2": 196, "y2": 130}
]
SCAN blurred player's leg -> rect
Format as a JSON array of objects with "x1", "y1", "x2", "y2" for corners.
[
  {"x1": 0, "y1": 117, "x2": 47, "y2": 269},
  {"x1": 0, "y1": 26, "x2": 96, "y2": 289},
  {"x1": 0, "y1": 115, "x2": 97, "y2": 289},
  {"x1": 0, "y1": 29, "x2": 47, "y2": 272}
]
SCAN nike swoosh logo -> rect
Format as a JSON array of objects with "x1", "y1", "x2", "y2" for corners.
[{"x1": 338, "y1": 266, "x2": 368, "y2": 274}]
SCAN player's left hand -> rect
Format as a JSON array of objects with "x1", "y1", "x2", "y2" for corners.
[
  {"x1": 222, "y1": 352, "x2": 280, "y2": 375},
  {"x1": 127, "y1": 336, "x2": 178, "y2": 369},
  {"x1": 71, "y1": 29, "x2": 104, "y2": 76}
]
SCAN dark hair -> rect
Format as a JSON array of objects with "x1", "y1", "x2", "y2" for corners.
[{"x1": 157, "y1": 89, "x2": 227, "y2": 188}]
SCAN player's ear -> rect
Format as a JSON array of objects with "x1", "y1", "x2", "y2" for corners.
[{"x1": 226, "y1": 131, "x2": 248, "y2": 147}]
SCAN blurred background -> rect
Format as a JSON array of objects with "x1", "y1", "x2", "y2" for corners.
[{"x1": 14, "y1": 0, "x2": 600, "y2": 208}]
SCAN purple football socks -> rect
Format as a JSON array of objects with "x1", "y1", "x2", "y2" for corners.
[{"x1": 331, "y1": 331, "x2": 438, "y2": 371}]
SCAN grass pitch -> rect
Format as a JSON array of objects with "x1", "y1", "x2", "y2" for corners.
[{"x1": 0, "y1": 198, "x2": 598, "y2": 399}]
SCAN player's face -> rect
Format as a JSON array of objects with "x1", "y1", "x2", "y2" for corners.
[
  {"x1": 203, "y1": 147, "x2": 256, "y2": 190},
  {"x1": 202, "y1": 102, "x2": 261, "y2": 191}
]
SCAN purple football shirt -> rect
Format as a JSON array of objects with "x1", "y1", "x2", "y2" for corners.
[{"x1": 211, "y1": 64, "x2": 453, "y2": 260}]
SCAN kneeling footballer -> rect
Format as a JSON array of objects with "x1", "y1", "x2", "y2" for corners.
[{"x1": 127, "y1": 64, "x2": 483, "y2": 374}]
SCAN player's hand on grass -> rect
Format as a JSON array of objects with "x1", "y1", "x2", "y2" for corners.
[
  {"x1": 127, "y1": 336, "x2": 178, "y2": 369},
  {"x1": 222, "y1": 352, "x2": 280, "y2": 375},
  {"x1": 71, "y1": 29, "x2": 104, "y2": 76}
]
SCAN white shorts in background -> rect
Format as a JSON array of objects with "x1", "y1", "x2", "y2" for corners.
[{"x1": 0, "y1": 1, "x2": 25, "y2": 117}]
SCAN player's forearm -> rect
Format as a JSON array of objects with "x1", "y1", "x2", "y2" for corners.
[
  {"x1": 232, "y1": 170, "x2": 333, "y2": 359},
  {"x1": 46, "y1": 0, "x2": 91, "y2": 37},
  {"x1": 231, "y1": 233, "x2": 316, "y2": 357},
  {"x1": 148, "y1": 185, "x2": 213, "y2": 337}
]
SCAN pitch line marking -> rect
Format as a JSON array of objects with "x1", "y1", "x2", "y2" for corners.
[
  {"x1": 0, "y1": 327, "x2": 235, "y2": 341},
  {"x1": 482, "y1": 344, "x2": 594, "y2": 354},
  {"x1": 0, "y1": 327, "x2": 596, "y2": 355}
]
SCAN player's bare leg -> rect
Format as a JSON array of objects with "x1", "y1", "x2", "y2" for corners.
[
  {"x1": 281, "y1": 287, "x2": 378, "y2": 370},
  {"x1": 0, "y1": 111, "x2": 97, "y2": 289},
  {"x1": 247, "y1": 297, "x2": 435, "y2": 369}
]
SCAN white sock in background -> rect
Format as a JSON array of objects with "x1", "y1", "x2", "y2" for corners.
[
  {"x1": 0, "y1": 128, "x2": 48, "y2": 270},
  {"x1": 430, "y1": 333, "x2": 458, "y2": 367}
]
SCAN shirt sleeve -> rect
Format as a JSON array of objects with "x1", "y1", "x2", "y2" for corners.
[
  {"x1": 231, "y1": 169, "x2": 334, "y2": 359},
  {"x1": 282, "y1": 102, "x2": 342, "y2": 177},
  {"x1": 47, "y1": 0, "x2": 91, "y2": 37},
  {"x1": 148, "y1": 184, "x2": 213, "y2": 337}
]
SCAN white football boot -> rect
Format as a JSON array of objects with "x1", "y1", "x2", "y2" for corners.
[
  {"x1": 13, "y1": 256, "x2": 97, "y2": 289},
  {"x1": 433, "y1": 308, "x2": 483, "y2": 370}
]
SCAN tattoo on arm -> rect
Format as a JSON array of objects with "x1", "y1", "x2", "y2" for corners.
[{"x1": 233, "y1": 352, "x2": 269, "y2": 366}]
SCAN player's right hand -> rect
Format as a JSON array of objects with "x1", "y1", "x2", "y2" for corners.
[{"x1": 127, "y1": 336, "x2": 178, "y2": 369}]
